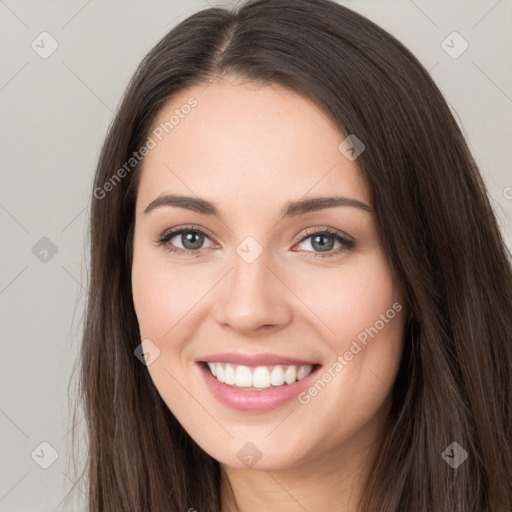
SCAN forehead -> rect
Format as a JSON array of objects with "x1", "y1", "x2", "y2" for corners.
[{"x1": 136, "y1": 77, "x2": 369, "y2": 212}]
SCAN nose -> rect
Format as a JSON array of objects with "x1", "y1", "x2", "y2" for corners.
[{"x1": 212, "y1": 251, "x2": 293, "y2": 337}]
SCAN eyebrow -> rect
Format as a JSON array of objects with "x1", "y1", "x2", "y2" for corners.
[{"x1": 143, "y1": 194, "x2": 372, "y2": 218}]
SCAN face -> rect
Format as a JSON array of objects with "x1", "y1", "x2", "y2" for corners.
[{"x1": 131, "y1": 76, "x2": 406, "y2": 471}]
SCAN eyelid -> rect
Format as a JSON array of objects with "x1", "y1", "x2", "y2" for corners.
[
  {"x1": 156, "y1": 224, "x2": 216, "y2": 242},
  {"x1": 293, "y1": 226, "x2": 354, "y2": 246}
]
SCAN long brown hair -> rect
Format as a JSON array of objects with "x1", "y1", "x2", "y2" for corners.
[{"x1": 64, "y1": 0, "x2": 512, "y2": 510}]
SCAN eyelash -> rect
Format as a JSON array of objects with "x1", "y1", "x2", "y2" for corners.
[{"x1": 154, "y1": 224, "x2": 355, "y2": 259}]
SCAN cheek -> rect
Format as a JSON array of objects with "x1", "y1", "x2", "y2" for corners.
[
  {"x1": 291, "y1": 254, "x2": 405, "y2": 413},
  {"x1": 132, "y1": 268, "x2": 175, "y2": 340},
  {"x1": 292, "y1": 255, "x2": 402, "y2": 350},
  {"x1": 289, "y1": 257, "x2": 405, "y2": 446},
  {"x1": 131, "y1": 244, "x2": 212, "y2": 340}
]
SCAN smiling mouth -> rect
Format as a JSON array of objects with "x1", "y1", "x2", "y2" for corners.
[{"x1": 201, "y1": 362, "x2": 320, "y2": 390}]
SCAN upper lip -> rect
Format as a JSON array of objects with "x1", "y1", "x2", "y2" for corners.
[{"x1": 196, "y1": 352, "x2": 318, "y2": 367}]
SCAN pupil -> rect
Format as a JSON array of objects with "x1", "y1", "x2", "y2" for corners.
[
  {"x1": 182, "y1": 232, "x2": 203, "y2": 250},
  {"x1": 312, "y1": 234, "x2": 334, "y2": 252}
]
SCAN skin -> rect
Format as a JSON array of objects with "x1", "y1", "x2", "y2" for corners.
[{"x1": 131, "y1": 75, "x2": 406, "y2": 511}]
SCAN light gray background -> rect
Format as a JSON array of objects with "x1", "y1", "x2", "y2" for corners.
[{"x1": 0, "y1": 1, "x2": 511, "y2": 511}]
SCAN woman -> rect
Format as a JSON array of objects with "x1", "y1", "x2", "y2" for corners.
[{"x1": 66, "y1": 0, "x2": 512, "y2": 510}]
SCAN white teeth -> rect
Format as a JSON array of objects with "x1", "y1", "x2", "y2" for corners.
[
  {"x1": 297, "y1": 364, "x2": 313, "y2": 380},
  {"x1": 284, "y1": 366, "x2": 296, "y2": 384},
  {"x1": 252, "y1": 367, "x2": 271, "y2": 388},
  {"x1": 224, "y1": 364, "x2": 236, "y2": 385},
  {"x1": 216, "y1": 364, "x2": 225, "y2": 383},
  {"x1": 270, "y1": 365, "x2": 285, "y2": 386},
  {"x1": 235, "y1": 365, "x2": 253, "y2": 387},
  {"x1": 206, "y1": 362, "x2": 314, "y2": 389}
]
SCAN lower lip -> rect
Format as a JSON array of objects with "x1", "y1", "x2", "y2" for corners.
[{"x1": 197, "y1": 363, "x2": 320, "y2": 412}]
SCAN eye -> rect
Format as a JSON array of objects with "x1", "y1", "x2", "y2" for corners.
[
  {"x1": 293, "y1": 227, "x2": 354, "y2": 258},
  {"x1": 155, "y1": 225, "x2": 215, "y2": 254},
  {"x1": 155, "y1": 225, "x2": 354, "y2": 258}
]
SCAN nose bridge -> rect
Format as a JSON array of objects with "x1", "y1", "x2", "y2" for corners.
[{"x1": 213, "y1": 243, "x2": 292, "y2": 334}]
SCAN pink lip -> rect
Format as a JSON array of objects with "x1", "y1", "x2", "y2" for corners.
[
  {"x1": 196, "y1": 352, "x2": 317, "y2": 367},
  {"x1": 196, "y1": 361, "x2": 321, "y2": 413}
]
